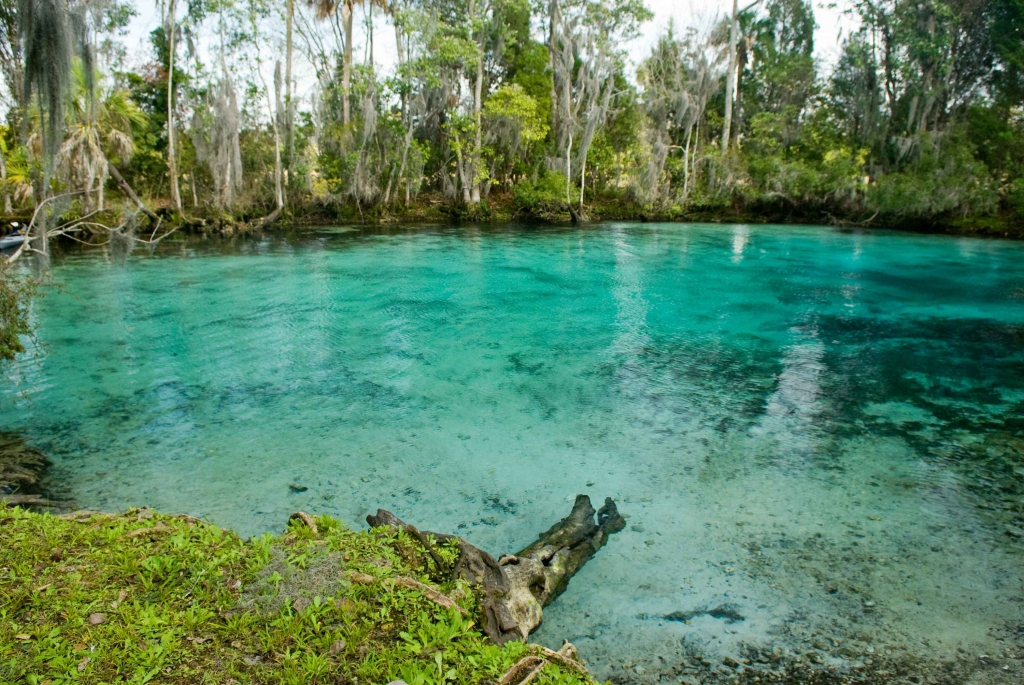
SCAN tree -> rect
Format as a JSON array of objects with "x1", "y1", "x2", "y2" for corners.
[
  {"x1": 164, "y1": 0, "x2": 183, "y2": 212},
  {"x1": 58, "y1": 59, "x2": 146, "y2": 211}
]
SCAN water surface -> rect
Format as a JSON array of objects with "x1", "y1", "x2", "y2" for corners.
[{"x1": 4, "y1": 223, "x2": 1024, "y2": 681}]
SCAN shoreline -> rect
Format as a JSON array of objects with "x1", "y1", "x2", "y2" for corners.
[
  {"x1": 3, "y1": 499, "x2": 1021, "y2": 685},
  {"x1": 3, "y1": 443, "x2": 1021, "y2": 685},
  {"x1": 8, "y1": 193, "x2": 1019, "y2": 246}
]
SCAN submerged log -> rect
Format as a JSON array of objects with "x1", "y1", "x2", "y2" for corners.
[{"x1": 367, "y1": 494, "x2": 625, "y2": 644}]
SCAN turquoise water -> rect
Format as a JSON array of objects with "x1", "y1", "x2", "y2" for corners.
[{"x1": 4, "y1": 223, "x2": 1024, "y2": 680}]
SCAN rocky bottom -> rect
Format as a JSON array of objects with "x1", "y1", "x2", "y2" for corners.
[{"x1": 605, "y1": 625, "x2": 1024, "y2": 685}]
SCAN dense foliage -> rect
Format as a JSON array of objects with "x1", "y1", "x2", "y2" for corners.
[
  {"x1": 0, "y1": 0, "x2": 1020, "y2": 231},
  {"x1": 0, "y1": 260, "x2": 34, "y2": 361},
  {"x1": 0, "y1": 506, "x2": 594, "y2": 685}
]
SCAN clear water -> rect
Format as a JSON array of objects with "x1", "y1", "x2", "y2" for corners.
[{"x1": 4, "y1": 223, "x2": 1024, "y2": 680}]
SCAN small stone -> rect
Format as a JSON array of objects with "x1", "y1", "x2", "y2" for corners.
[
  {"x1": 88, "y1": 613, "x2": 106, "y2": 625},
  {"x1": 330, "y1": 639, "x2": 346, "y2": 654},
  {"x1": 231, "y1": 640, "x2": 242, "y2": 649},
  {"x1": 288, "y1": 483, "x2": 308, "y2": 493},
  {"x1": 1005, "y1": 525, "x2": 1024, "y2": 539},
  {"x1": 586, "y1": 481, "x2": 595, "y2": 487},
  {"x1": 292, "y1": 598, "x2": 309, "y2": 613},
  {"x1": 77, "y1": 657, "x2": 90, "y2": 671},
  {"x1": 645, "y1": 539, "x2": 656, "y2": 546},
  {"x1": 863, "y1": 600, "x2": 876, "y2": 608},
  {"x1": 242, "y1": 655, "x2": 261, "y2": 666},
  {"x1": 723, "y1": 656, "x2": 740, "y2": 668}
]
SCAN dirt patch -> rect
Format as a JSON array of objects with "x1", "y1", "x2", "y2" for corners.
[{"x1": 238, "y1": 545, "x2": 349, "y2": 614}]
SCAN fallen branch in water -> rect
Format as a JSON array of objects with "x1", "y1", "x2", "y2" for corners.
[{"x1": 368, "y1": 494, "x2": 625, "y2": 644}]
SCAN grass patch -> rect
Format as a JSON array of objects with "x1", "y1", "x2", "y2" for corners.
[{"x1": 0, "y1": 507, "x2": 595, "y2": 685}]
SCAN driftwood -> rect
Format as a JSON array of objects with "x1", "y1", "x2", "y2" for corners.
[
  {"x1": 289, "y1": 511, "x2": 318, "y2": 535},
  {"x1": 367, "y1": 494, "x2": 625, "y2": 644},
  {"x1": 343, "y1": 568, "x2": 467, "y2": 615},
  {"x1": 500, "y1": 642, "x2": 585, "y2": 685}
]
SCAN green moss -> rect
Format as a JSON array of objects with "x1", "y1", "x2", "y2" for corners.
[{"x1": 0, "y1": 507, "x2": 595, "y2": 685}]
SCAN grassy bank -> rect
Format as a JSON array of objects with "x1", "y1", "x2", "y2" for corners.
[{"x1": 0, "y1": 506, "x2": 593, "y2": 685}]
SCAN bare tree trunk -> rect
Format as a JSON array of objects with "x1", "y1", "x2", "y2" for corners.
[
  {"x1": 98, "y1": 169, "x2": 105, "y2": 211},
  {"x1": 458, "y1": 150, "x2": 471, "y2": 204},
  {"x1": 394, "y1": 127, "x2": 413, "y2": 206},
  {"x1": 547, "y1": 0, "x2": 558, "y2": 135},
  {"x1": 682, "y1": 122, "x2": 693, "y2": 198},
  {"x1": 471, "y1": 0, "x2": 483, "y2": 202},
  {"x1": 166, "y1": 0, "x2": 183, "y2": 213},
  {"x1": 721, "y1": 0, "x2": 737, "y2": 154},
  {"x1": 251, "y1": 32, "x2": 284, "y2": 227},
  {"x1": 367, "y1": 0, "x2": 374, "y2": 67},
  {"x1": 271, "y1": 62, "x2": 284, "y2": 212},
  {"x1": 285, "y1": 0, "x2": 295, "y2": 198},
  {"x1": 579, "y1": 152, "x2": 584, "y2": 210},
  {"x1": 565, "y1": 133, "x2": 572, "y2": 204},
  {"x1": 341, "y1": 0, "x2": 353, "y2": 126},
  {"x1": 471, "y1": 54, "x2": 483, "y2": 204},
  {"x1": 0, "y1": 144, "x2": 11, "y2": 214}
]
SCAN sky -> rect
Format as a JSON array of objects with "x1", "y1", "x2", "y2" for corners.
[{"x1": 635, "y1": 0, "x2": 853, "y2": 69}]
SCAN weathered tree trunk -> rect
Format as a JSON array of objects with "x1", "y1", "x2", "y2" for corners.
[
  {"x1": 721, "y1": 0, "x2": 737, "y2": 153},
  {"x1": 0, "y1": 144, "x2": 11, "y2": 214},
  {"x1": 272, "y1": 61, "x2": 285, "y2": 211},
  {"x1": 367, "y1": 494, "x2": 624, "y2": 644},
  {"x1": 166, "y1": 0, "x2": 183, "y2": 213},
  {"x1": 342, "y1": 0, "x2": 353, "y2": 126},
  {"x1": 469, "y1": 0, "x2": 483, "y2": 205},
  {"x1": 285, "y1": 0, "x2": 295, "y2": 198}
]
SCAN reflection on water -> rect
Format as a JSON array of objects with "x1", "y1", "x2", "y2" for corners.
[{"x1": 3, "y1": 222, "x2": 1024, "y2": 682}]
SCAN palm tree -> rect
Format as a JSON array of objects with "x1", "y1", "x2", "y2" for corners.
[
  {"x1": 58, "y1": 60, "x2": 146, "y2": 212},
  {"x1": 308, "y1": 0, "x2": 390, "y2": 126}
]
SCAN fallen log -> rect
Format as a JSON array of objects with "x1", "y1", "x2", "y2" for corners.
[
  {"x1": 108, "y1": 165, "x2": 160, "y2": 223},
  {"x1": 367, "y1": 494, "x2": 625, "y2": 644}
]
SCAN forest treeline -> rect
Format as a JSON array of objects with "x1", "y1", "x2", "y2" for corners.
[{"x1": 0, "y1": 0, "x2": 1022, "y2": 234}]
